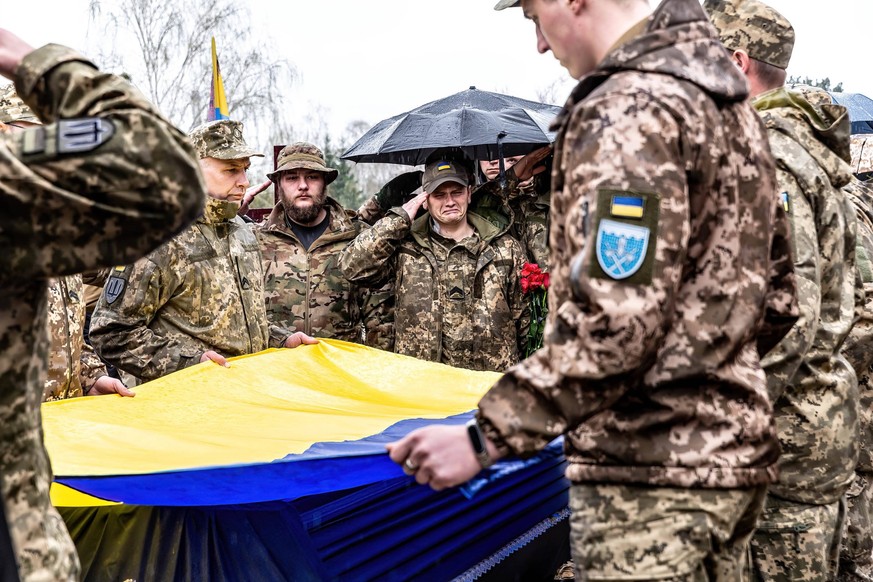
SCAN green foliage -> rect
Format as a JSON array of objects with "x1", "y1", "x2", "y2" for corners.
[
  {"x1": 788, "y1": 75, "x2": 844, "y2": 93},
  {"x1": 322, "y1": 135, "x2": 365, "y2": 210}
]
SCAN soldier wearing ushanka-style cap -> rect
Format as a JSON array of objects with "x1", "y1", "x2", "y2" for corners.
[
  {"x1": 90, "y1": 119, "x2": 315, "y2": 385},
  {"x1": 706, "y1": 1, "x2": 862, "y2": 579}
]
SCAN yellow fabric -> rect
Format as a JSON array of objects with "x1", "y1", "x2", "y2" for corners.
[
  {"x1": 43, "y1": 340, "x2": 500, "y2": 478},
  {"x1": 51, "y1": 484, "x2": 118, "y2": 507}
]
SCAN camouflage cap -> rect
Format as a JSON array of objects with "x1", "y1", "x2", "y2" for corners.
[
  {"x1": 493, "y1": 0, "x2": 521, "y2": 9},
  {"x1": 188, "y1": 119, "x2": 263, "y2": 160},
  {"x1": 704, "y1": 0, "x2": 795, "y2": 69},
  {"x1": 0, "y1": 84, "x2": 40, "y2": 124},
  {"x1": 422, "y1": 159, "x2": 469, "y2": 193},
  {"x1": 267, "y1": 142, "x2": 338, "y2": 185}
]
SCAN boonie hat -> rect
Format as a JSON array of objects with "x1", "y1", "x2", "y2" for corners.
[
  {"x1": 267, "y1": 142, "x2": 338, "y2": 185},
  {"x1": 189, "y1": 119, "x2": 263, "y2": 160},
  {"x1": 422, "y1": 159, "x2": 469, "y2": 193},
  {"x1": 0, "y1": 84, "x2": 40, "y2": 125},
  {"x1": 704, "y1": 0, "x2": 795, "y2": 70}
]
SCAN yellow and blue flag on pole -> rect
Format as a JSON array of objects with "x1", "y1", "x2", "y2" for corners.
[{"x1": 207, "y1": 37, "x2": 229, "y2": 121}]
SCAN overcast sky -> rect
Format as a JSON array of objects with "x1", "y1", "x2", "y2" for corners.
[{"x1": 5, "y1": 0, "x2": 872, "y2": 137}]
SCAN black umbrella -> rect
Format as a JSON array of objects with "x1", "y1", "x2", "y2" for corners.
[
  {"x1": 829, "y1": 92, "x2": 873, "y2": 134},
  {"x1": 341, "y1": 87, "x2": 562, "y2": 166}
]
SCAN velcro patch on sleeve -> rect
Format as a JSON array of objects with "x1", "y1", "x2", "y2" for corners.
[{"x1": 590, "y1": 190, "x2": 660, "y2": 285}]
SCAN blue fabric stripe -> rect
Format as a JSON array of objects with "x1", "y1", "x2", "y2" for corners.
[
  {"x1": 612, "y1": 196, "x2": 643, "y2": 207},
  {"x1": 56, "y1": 413, "x2": 474, "y2": 506}
]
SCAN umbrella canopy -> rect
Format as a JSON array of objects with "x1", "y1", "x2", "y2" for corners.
[
  {"x1": 342, "y1": 87, "x2": 562, "y2": 166},
  {"x1": 829, "y1": 92, "x2": 873, "y2": 134}
]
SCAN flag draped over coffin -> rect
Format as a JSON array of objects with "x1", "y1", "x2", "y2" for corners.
[{"x1": 44, "y1": 341, "x2": 570, "y2": 581}]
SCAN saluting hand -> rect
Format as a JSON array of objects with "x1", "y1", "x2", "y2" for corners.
[
  {"x1": 510, "y1": 145, "x2": 552, "y2": 183},
  {"x1": 238, "y1": 179, "x2": 271, "y2": 216},
  {"x1": 401, "y1": 191, "x2": 429, "y2": 221}
]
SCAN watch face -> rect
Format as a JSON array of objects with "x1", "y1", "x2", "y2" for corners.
[{"x1": 467, "y1": 422, "x2": 485, "y2": 453}]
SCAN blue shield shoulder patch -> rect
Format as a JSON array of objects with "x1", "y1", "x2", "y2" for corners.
[{"x1": 595, "y1": 219, "x2": 650, "y2": 280}]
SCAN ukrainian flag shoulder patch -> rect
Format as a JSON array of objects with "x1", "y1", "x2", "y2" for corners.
[
  {"x1": 780, "y1": 191, "x2": 790, "y2": 214},
  {"x1": 610, "y1": 195, "x2": 645, "y2": 219}
]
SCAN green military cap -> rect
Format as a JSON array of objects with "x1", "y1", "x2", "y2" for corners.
[
  {"x1": 0, "y1": 84, "x2": 40, "y2": 124},
  {"x1": 493, "y1": 0, "x2": 521, "y2": 9},
  {"x1": 267, "y1": 142, "x2": 338, "y2": 185},
  {"x1": 704, "y1": 0, "x2": 795, "y2": 69},
  {"x1": 422, "y1": 159, "x2": 469, "y2": 192},
  {"x1": 188, "y1": 119, "x2": 263, "y2": 160}
]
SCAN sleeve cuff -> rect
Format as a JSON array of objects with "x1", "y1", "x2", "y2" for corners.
[
  {"x1": 15, "y1": 43, "x2": 95, "y2": 102},
  {"x1": 475, "y1": 410, "x2": 512, "y2": 458}
]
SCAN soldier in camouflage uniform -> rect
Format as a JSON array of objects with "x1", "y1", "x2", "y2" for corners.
[
  {"x1": 257, "y1": 142, "x2": 393, "y2": 351},
  {"x1": 0, "y1": 30, "x2": 204, "y2": 582},
  {"x1": 842, "y1": 176, "x2": 873, "y2": 582},
  {"x1": 707, "y1": 3, "x2": 862, "y2": 579},
  {"x1": 792, "y1": 86, "x2": 873, "y2": 581},
  {"x1": 478, "y1": 155, "x2": 551, "y2": 270},
  {"x1": 1, "y1": 88, "x2": 132, "y2": 401},
  {"x1": 90, "y1": 120, "x2": 312, "y2": 384},
  {"x1": 340, "y1": 158, "x2": 530, "y2": 372},
  {"x1": 387, "y1": 0, "x2": 800, "y2": 579}
]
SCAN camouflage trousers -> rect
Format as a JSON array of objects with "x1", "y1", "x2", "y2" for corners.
[
  {"x1": 840, "y1": 472, "x2": 873, "y2": 579},
  {"x1": 750, "y1": 494, "x2": 843, "y2": 582},
  {"x1": 568, "y1": 483, "x2": 767, "y2": 581},
  {"x1": 1, "y1": 395, "x2": 79, "y2": 580}
]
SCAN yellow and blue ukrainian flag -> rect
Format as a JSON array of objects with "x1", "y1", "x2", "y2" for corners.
[
  {"x1": 207, "y1": 37, "x2": 229, "y2": 121},
  {"x1": 610, "y1": 195, "x2": 645, "y2": 219}
]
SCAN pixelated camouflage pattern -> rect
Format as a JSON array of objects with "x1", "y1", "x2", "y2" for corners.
[
  {"x1": 851, "y1": 135, "x2": 873, "y2": 176},
  {"x1": 750, "y1": 496, "x2": 843, "y2": 581},
  {"x1": 340, "y1": 209, "x2": 530, "y2": 372},
  {"x1": 474, "y1": 175, "x2": 551, "y2": 270},
  {"x1": 476, "y1": 0, "x2": 797, "y2": 490},
  {"x1": 188, "y1": 119, "x2": 263, "y2": 160},
  {"x1": 569, "y1": 484, "x2": 766, "y2": 579},
  {"x1": 43, "y1": 274, "x2": 107, "y2": 401},
  {"x1": 0, "y1": 44, "x2": 204, "y2": 581},
  {"x1": 754, "y1": 87, "x2": 859, "y2": 505},
  {"x1": 256, "y1": 197, "x2": 394, "y2": 350},
  {"x1": 842, "y1": 472, "x2": 873, "y2": 577},
  {"x1": 704, "y1": 0, "x2": 795, "y2": 69},
  {"x1": 843, "y1": 178, "x2": 873, "y2": 475},
  {"x1": 0, "y1": 83, "x2": 39, "y2": 124},
  {"x1": 840, "y1": 179, "x2": 873, "y2": 578},
  {"x1": 90, "y1": 200, "x2": 281, "y2": 382}
]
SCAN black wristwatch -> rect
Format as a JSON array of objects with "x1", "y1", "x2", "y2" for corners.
[{"x1": 466, "y1": 418, "x2": 494, "y2": 469}]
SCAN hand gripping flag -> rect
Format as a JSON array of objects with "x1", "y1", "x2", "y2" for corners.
[{"x1": 207, "y1": 37, "x2": 229, "y2": 121}]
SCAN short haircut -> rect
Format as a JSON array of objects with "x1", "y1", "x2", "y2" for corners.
[{"x1": 750, "y1": 57, "x2": 787, "y2": 92}]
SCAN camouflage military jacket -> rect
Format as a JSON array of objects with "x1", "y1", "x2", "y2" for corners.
[
  {"x1": 476, "y1": 0, "x2": 798, "y2": 489},
  {"x1": 90, "y1": 202, "x2": 285, "y2": 383},
  {"x1": 843, "y1": 178, "x2": 873, "y2": 474},
  {"x1": 256, "y1": 197, "x2": 393, "y2": 350},
  {"x1": 0, "y1": 45, "x2": 203, "y2": 581},
  {"x1": 755, "y1": 88, "x2": 860, "y2": 504},
  {"x1": 43, "y1": 274, "x2": 107, "y2": 401},
  {"x1": 474, "y1": 176, "x2": 551, "y2": 270},
  {"x1": 340, "y1": 210, "x2": 529, "y2": 372}
]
